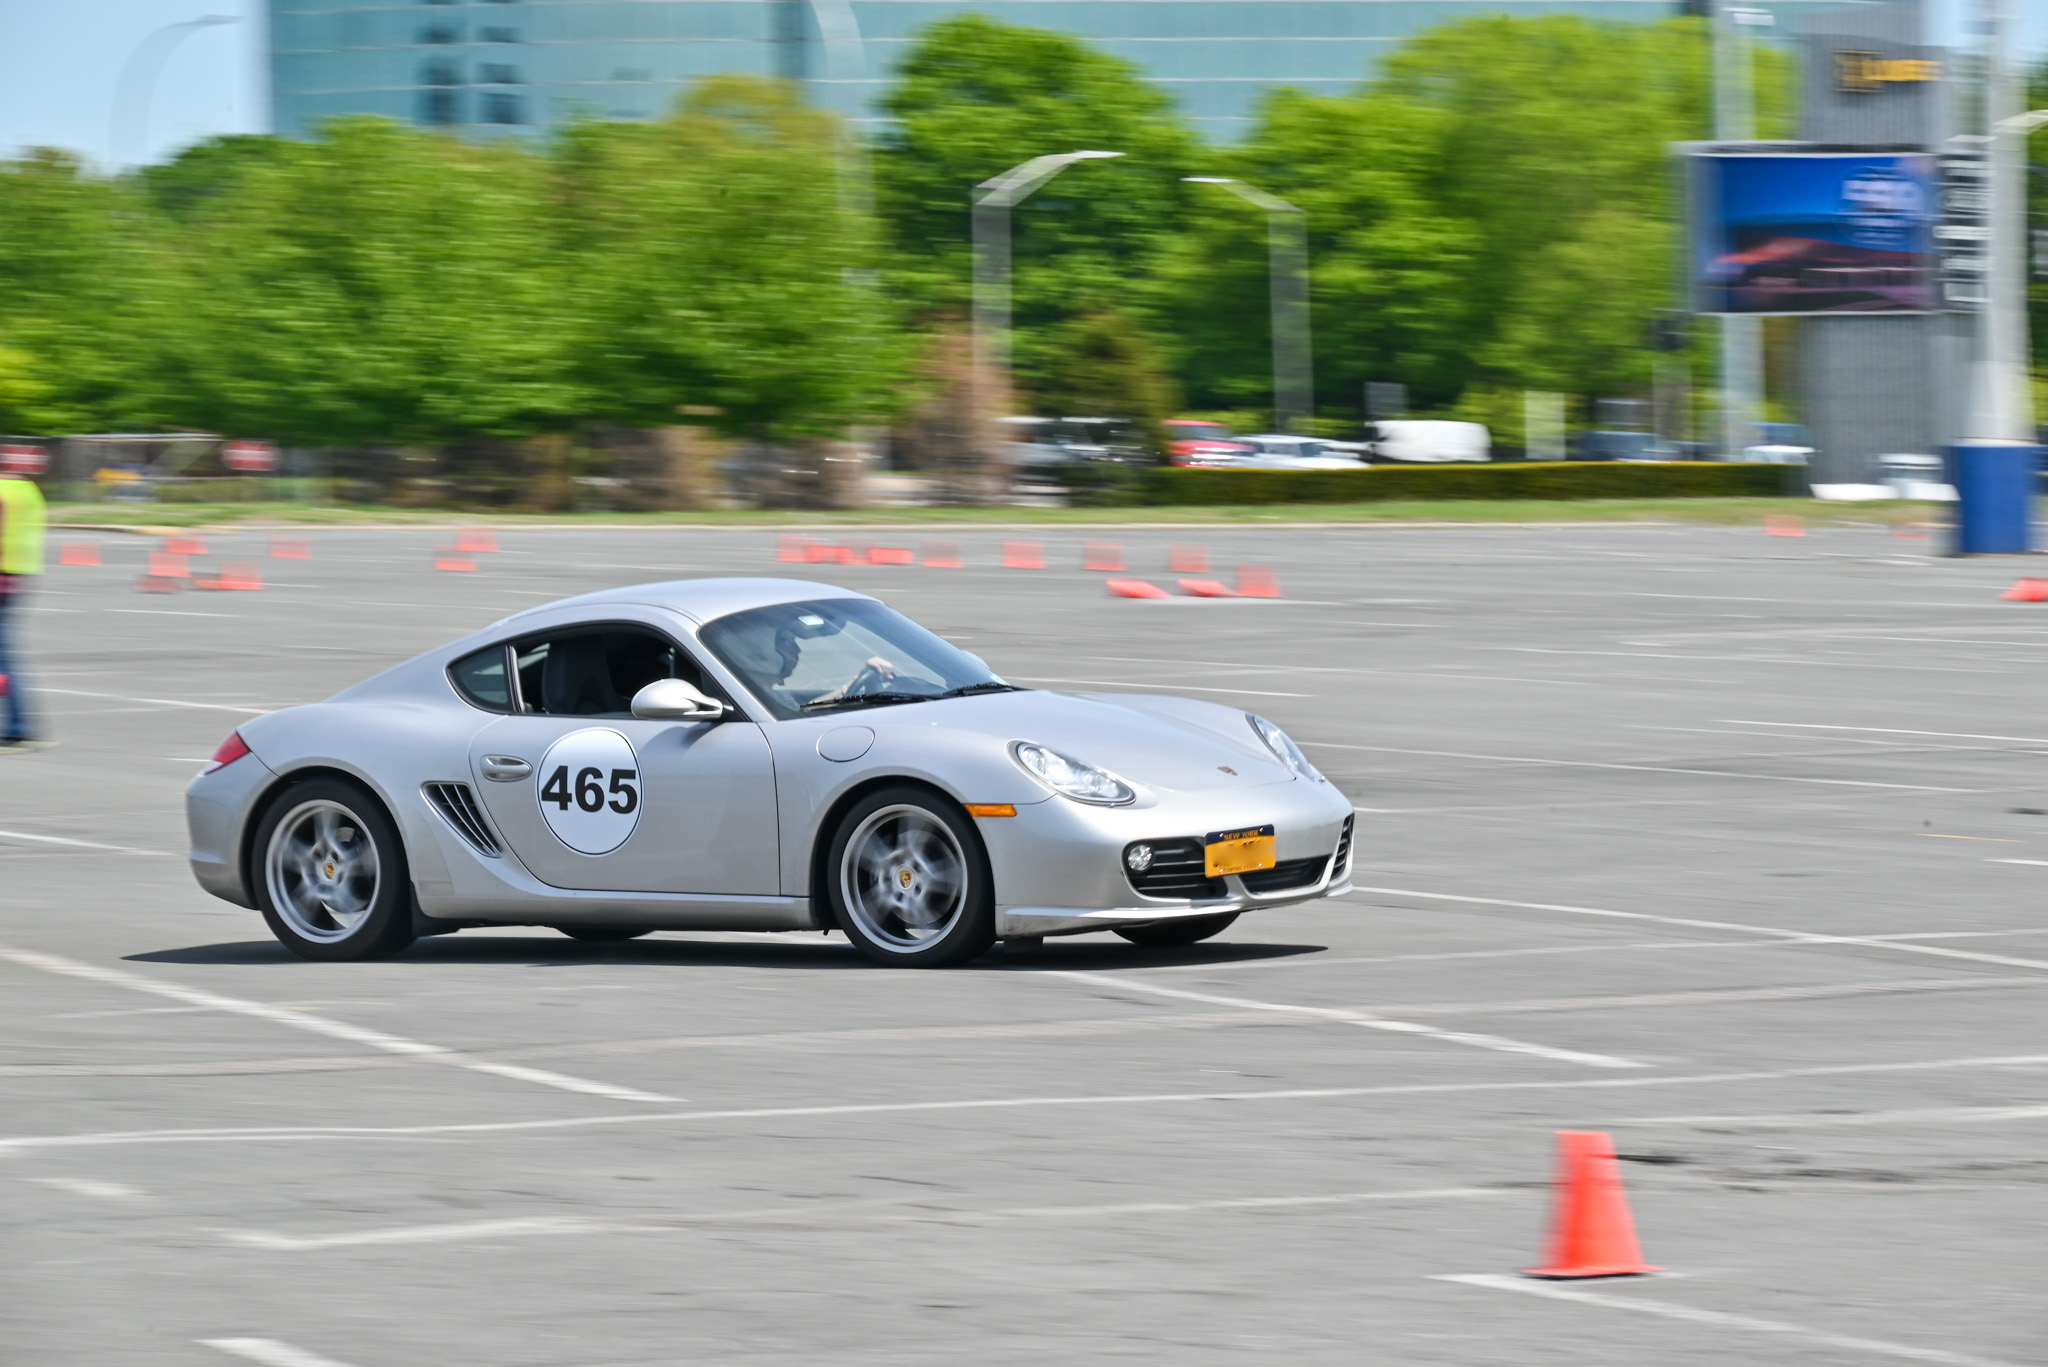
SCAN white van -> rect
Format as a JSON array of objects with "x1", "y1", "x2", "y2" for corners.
[{"x1": 1371, "y1": 420, "x2": 1491, "y2": 463}]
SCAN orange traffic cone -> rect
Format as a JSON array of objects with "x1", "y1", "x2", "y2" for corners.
[
  {"x1": 2003, "y1": 579, "x2": 2048, "y2": 602},
  {"x1": 1525, "y1": 1131, "x2": 1658, "y2": 1279},
  {"x1": 58, "y1": 542, "x2": 100, "y2": 566},
  {"x1": 777, "y1": 535, "x2": 813, "y2": 563},
  {"x1": 164, "y1": 535, "x2": 207, "y2": 557},
  {"x1": 270, "y1": 537, "x2": 311, "y2": 560},
  {"x1": 1169, "y1": 544, "x2": 1210, "y2": 573},
  {"x1": 1237, "y1": 565, "x2": 1282, "y2": 599},
  {"x1": 434, "y1": 549, "x2": 476, "y2": 572},
  {"x1": 1083, "y1": 541, "x2": 1126, "y2": 572},
  {"x1": 1002, "y1": 540, "x2": 1045, "y2": 569},
  {"x1": 1106, "y1": 578, "x2": 1170, "y2": 599},
  {"x1": 922, "y1": 540, "x2": 963, "y2": 569},
  {"x1": 866, "y1": 546, "x2": 914, "y2": 566},
  {"x1": 198, "y1": 563, "x2": 263, "y2": 591},
  {"x1": 455, "y1": 528, "x2": 498, "y2": 553},
  {"x1": 146, "y1": 552, "x2": 190, "y2": 580},
  {"x1": 1178, "y1": 578, "x2": 1239, "y2": 598},
  {"x1": 1763, "y1": 515, "x2": 1805, "y2": 538}
]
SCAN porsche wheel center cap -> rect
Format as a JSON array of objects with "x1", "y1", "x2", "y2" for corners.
[
  {"x1": 897, "y1": 868, "x2": 914, "y2": 889},
  {"x1": 322, "y1": 861, "x2": 337, "y2": 880}
]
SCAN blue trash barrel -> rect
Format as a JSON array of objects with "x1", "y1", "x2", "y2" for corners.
[{"x1": 1944, "y1": 442, "x2": 2041, "y2": 554}]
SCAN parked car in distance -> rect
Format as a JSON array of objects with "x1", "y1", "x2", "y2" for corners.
[
  {"x1": 1163, "y1": 418, "x2": 1254, "y2": 467},
  {"x1": 1571, "y1": 430, "x2": 1681, "y2": 462},
  {"x1": 1230, "y1": 435, "x2": 1368, "y2": 470},
  {"x1": 1001, "y1": 417, "x2": 1150, "y2": 483},
  {"x1": 1369, "y1": 420, "x2": 1491, "y2": 463}
]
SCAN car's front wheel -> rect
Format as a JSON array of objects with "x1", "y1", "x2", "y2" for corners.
[
  {"x1": 826, "y1": 786, "x2": 995, "y2": 968},
  {"x1": 253, "y1": 777, "x2": 416, "y2": 962},
  {"x1": 1114, "y1": 912, "x2": 1239, "y2": 947}
]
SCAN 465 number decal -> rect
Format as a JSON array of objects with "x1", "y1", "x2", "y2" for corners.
[{"x1": 534, "y1": 729, "x2": 641, "y2": 854}]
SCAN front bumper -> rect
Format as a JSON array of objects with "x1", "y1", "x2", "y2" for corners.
[{"x1": 978, "y1": 779, "x2": 1356, "y2": 937}]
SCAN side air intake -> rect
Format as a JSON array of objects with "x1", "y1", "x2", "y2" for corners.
[{"x1": 424, "y1": 782, "x2": 502, "y2": 858}]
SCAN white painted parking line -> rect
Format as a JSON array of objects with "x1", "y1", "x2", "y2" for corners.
[
  {"x1": 1347, "y1": 886, "x2": 2048, "y2": 975},
  {"x1": 1725, "y1": 720, "x2": 2048, "y2": 746},
  {"x1": 202, "y1": 1339, "x2": 356, "y2": 1367},
  {"x1": 42, "y1": 687, "x2": 271, "y2": 715},
  {"x1": 1304, "y1": 742, "x2": 1974, "y2": 792},
  {"x1": 1991, "y1": 859, "x2": 2048, "y2": 867},
  {"x1": 31, "y1": 1176, "x2": 142, "y2": 1200},
  {"x1": 18, "y1": 1051, "x2": 2048, "y2": 1155},
  {"x1": 0, "y1": 829, "x2": 169, "y2": 856},
  {"x1": 1632, "y1": 1104, "x2": 2048, "y2": 1130},
  {"x1": 1041, "y1": 970, "x2": 1642, "y2": 1068},
  {"x1": 0, "y1": 944, "x2": 676, "y2": 1105},
  {"x1": 1435, "y1": 1274, "x2": 2019, "y2": 1367},
  {"x1": 227, "y1": 1187, "x2": 1503, "y2": 1250}
]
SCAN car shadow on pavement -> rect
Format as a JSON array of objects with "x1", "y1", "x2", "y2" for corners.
[{"x1": 128, "y1": 935, "x2": 1326, "y2": 972}]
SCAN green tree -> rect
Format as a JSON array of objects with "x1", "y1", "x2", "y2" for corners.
[
  {"x1": 874, "y1": 14, "x2": 1200, "y2": 406},
  {"x1": 144, "y1": 118, "x2": 579, "y2": 447},
  {"x1": 553, "y1": 75, "x2": 903, "y2": 440},
  {"x1": 1032, "y1": 307, "x2": 1180, "y2": 440}
]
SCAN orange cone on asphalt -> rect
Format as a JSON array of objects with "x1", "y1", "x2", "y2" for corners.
[
  {"x1": 865, "y1": 546, "x2": 914, "y2": 566},
  {"x1": 1169, "y1": 544, "x2": 1209, "y2": 572},
  {"x1": 922, "y1": 540, "x2": 963, "y2": 568},
  {"x1": 1237, "y1": 565, "x2": 1281, "y2": 598},
  {"x1": 1106, "y1": 578, "x2": 1170, "y2": 599},
  {"x1": 1178, "y1": 578, "x2": 1239, "y2": 598},
  {"x1": 776, "y1": 534, "x2": 812, "y2": 563},
  {"x1": 455, "y1": 528, "x2": 498, "y2": 553},
  {"x1": 434, "y1": 549, "x2": 476, "y2": 572},
  {"x1": 1083, "y1": 541, "x2": 1126, "y2": 571},
  {"x1": 2003, "y1": 579, "x2": 2048, "y2": 602},
  {"x1": 58, "y1": 542, "x2": 100, "y2": 566},
  {"x1": 1525, "y1": 1131, "x2": 1658, "y2": 1280},
  {"x1": 1763, "y1": 515, "x2": 1804, "y2": 537},
  {"x1": 1003, "y1": 540, "x2": 1045, "y2": 569},
  {"x1": 198, "y1": 562, "x2": 264, "y2": 591},
  {"x1": 270, "y1": 537, "x2": 310, "y2": 560},
  {"x1": 147, "y1": 552, "x2": 190, "y2": 580},
  {"x1": 164, "y1": 535, "x2": 207, "y2": 557}
]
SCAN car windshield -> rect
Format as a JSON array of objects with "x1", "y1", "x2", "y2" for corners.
[{"x1": 698, "y1": 597, "x2": 1010, "y2": 720}]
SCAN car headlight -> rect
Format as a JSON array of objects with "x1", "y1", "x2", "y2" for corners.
[
  {"x1": 1011, "y1": 741, "x2": 1135, "y2": 806},
  {"x1": 1247, "y1": 714, "x2": 1324, "y2": 782}
]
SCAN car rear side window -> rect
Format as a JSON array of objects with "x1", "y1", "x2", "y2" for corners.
[{"x1": 449, "y1": 644, "x2": 514, "y2": 713}]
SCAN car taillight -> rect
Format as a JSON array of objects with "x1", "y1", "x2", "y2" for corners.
[{"x1": 204, "y1": 731, "x2": 251, "y2": 774}]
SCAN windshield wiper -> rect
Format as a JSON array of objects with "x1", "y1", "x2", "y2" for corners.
[
  {"x1": 938, "y1": 682, "x2": 1023, "y2": 699},
  {"x1": 800, "y1": 691, "x2": 934, "y2": 712}
]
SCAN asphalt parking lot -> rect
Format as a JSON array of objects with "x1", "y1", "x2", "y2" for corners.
[{"x1": 9, "y1": 518, "x2": 2048, "y2": 1366}]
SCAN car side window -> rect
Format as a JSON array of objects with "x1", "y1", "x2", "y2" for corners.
[
  {"x1": 448, "y1": 644, "x2": 515, "y2": 713},
  {"x1": 513, "y1": 627, "x2": 724, "y2": 718}
]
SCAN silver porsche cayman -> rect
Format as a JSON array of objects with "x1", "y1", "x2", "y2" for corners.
[{"x1": 185, "y1": 578, "x2": 1356, "y2": 967}]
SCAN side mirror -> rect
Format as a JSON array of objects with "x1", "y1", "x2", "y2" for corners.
[{"x1": 631, "y1": 678, "x2": 728, "y2": 722}]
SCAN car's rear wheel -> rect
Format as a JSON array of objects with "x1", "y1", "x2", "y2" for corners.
[
  {"x1": 1114, "y1": 912, "x2": 1239, "y2": 947},
  {"x1": 826, "y1": 786, "x2": 995, "y2": 968},
  {"x1": 253, "y1": 778, "x2": 416, "y2": 962},
  {"x1": 557, "y1": 925, "x2": 653, "y2": 943}
]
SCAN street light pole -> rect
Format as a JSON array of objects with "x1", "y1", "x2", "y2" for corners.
[
  {"x1": 1969, "y1": 0, "x2": 2035, "y2": 441},
  {"x1": 971, "y1": 151, "x2": 1124, "y2": 425},
  {"x1": 1186, "y1": 178, "x2": 1313, "y2": 434},
  {"x1": 1714, "y1": 2, "x2": 1768, "y2": 459},
  {"x1": 111, "y1": 14, "x2": 239, "y2": 167}
]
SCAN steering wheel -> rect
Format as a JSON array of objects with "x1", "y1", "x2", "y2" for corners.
[{"x1": 844, "y1": 659, "x2": 890, "y2": 697}]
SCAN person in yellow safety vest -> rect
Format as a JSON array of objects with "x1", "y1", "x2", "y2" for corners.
[{"x1": 0, "y1": 444, "x2": 48, "y2": 753}]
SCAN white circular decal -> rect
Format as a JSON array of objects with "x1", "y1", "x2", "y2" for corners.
[{"x1": 536, "y1": 729, "x2": 642, "y2": 855}]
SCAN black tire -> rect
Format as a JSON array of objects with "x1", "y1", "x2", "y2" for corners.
[
  {"x1": 1114, "y1": 912, "x2": 1240, "y2": 947},
  {"x1": 823, "y1": 784, "x2": 996, "y2": 968},
  {"x1": 251, "y1": 777, "x2": 417, "y2": 962},
  {"x1": 557, "y1": 925, "x2": 654, "y2": 943}
]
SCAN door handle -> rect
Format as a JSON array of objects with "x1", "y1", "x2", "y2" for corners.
[{"x1": 481, "y1": 756, "x2": 532, "y2": 783}]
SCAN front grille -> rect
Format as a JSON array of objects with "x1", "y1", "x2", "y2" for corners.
[
  {"x1": 424, "y1": 782, "x2": 502, "y2": 858},
  {"x1": 1241, "y1": 856, "x2": 1329, "y2": 894},
  {"x1": 1332, "y1": 814, "x2": 1354, "y2": 878},
  {"x1": 1125, "y1": 839, "x2": 1226, "y2": 900}
]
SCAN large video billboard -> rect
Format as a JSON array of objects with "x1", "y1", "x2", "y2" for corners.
[{"x1": 1690, "y1": 152, "x2": 1939, "y2": 315}]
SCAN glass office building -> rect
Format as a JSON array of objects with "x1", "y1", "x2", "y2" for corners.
[{"x1": 270, "y1": 1, "x2": 1856, "y2": 142}]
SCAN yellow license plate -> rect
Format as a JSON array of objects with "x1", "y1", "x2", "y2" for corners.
[{"x1": 1205, "y1": 825, "x2": 1277, "y2": 878}]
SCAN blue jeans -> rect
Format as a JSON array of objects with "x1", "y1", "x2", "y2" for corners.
[{"x1": 0, "y1": 586, "x2": 31, "y2": 741}]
